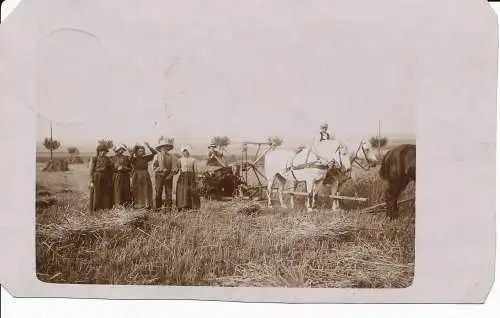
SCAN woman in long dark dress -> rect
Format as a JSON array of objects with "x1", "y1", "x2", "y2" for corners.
[
  {"x1": 130, "y1": 142, "x2": 157, "y2": 209},
  {"x1": 112, "y1": 144, "x2": 132, "y2": 208},
  {"x1": 89, "y1": 144, "x2": 113, "y2": 212},
  {"x1": 176, "y1": 145, "x2": 201, "y2": 211}
]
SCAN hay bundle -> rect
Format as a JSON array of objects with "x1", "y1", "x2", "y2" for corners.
[
  {"x1": 68, "y1": 156, "x2": 84, "y2": 164},
  {"x1": 232, "y1": 201, "x2": 265, "y2": 216},
  {"x1": 36, "y1": 183, "x2": 58, "y2": 208},
  {"x1": 38, "y1": 209, "x2": 149, "y2": 244},
  {"x1": 36, "y1": 197, "x2": 57, "y2": 209},
  {"x1": 276, "y1": 218, "x2": 357, "y2": 244},
  {"x1": 36, "y1": 183, "x2": 52, "y2": 197},
  {"x1": 42, "y1": 159, "x2": 69, "y2": 172},
  {"x1": 310, "y1": 222, "x2": 357, "y2": 243}
]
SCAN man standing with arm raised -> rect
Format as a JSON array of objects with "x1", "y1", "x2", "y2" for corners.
[{"x1": 153, "y1": 137, "x2": 177, "y2": 213}]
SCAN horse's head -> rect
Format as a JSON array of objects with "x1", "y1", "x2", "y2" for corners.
[
  {"x1": 359, "y1": 138, "x2": 379, "y2": 167},
  {"x1": 350, "y1": 138, "x2": 378, "y2": 168},
  {"x1": 334, "y1": 143, "x2": 352, "y2": 171},
  {"x1": 315, "y1": 140, "x2": 352, "y2": 172}
]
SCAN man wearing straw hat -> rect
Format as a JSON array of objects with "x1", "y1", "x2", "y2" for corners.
[{"x1": 153, "y1": 137, "x2": 178, "y2": 212}]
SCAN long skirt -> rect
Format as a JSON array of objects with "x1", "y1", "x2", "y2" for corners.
[
  {"x1": 176, "y1": 171, "x2": 201, "y2": 210},
  {"x1": 89, "y1": 171, "x2": 113, "y2": 212},
  {"x1": 113, "y1": 171, "x2": 132, "y2": 207},
  {"x1": 132, "y1": 170, "x2": 153, "y2": 209}
]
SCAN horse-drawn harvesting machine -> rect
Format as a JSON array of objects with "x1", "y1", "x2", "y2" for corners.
[
  {"x1": 197, "y1": 138, "x2": 415, "y2": 216},
  {"x1": 198, "y1": 141, "x2": 273, "y2": 201},
  {"x1": 198, "y1": 140, "x2": 367, "y2": 205}
]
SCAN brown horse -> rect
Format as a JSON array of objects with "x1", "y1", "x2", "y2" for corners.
[{"x1": 379, "y1": 144, "x2": 416, "y2": 219}]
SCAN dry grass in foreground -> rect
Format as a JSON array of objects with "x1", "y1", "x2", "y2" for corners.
[{"x1": 36, "y1": 167, "x2": 414, "y2": 288}]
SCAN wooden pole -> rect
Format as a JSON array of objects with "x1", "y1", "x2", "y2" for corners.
[
  {"x1": 50, "y1": 122, "x2": 53, "y2": 161},
  {"x1": 328, "y1": 195, "x2": 367, "y2": 202},
  {"x1": 378, "y1": 119, "x2": 381, "y2": 157},
  {"x1": 361, "y1": 198, "x2": 415, "y2": 214},
  {"x1": 281, "y1": 191, "x2": 367, "y2": 201},
  {"x1": 243, "y1": 143, "x2": 248, "y2": 185},
  {"x1": 252, "y1": 145, "x2": 272, "y2": 165}
]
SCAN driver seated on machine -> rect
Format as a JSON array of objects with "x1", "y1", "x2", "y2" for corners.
[
  {"x1": 288, "y1": 122, "x2": 333, "y2": 172},
  {"x1": 206, "y1": 144, "x2": 226, "y2": 175}
]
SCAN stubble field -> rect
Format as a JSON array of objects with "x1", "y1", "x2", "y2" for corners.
[{"x1": 36, "y1": 158, "x2": 415, "y2": 288}]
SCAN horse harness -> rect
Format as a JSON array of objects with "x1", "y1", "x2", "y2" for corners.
[
  {"x1": 351, "y1": 141, "x2": 373, "y2": 171},
  {"x1": 305, "y1": 131, "x2": 330, "y2": 162},
  {"x1": 288, "y1": 143, "x2": 345, "y2": 181}
]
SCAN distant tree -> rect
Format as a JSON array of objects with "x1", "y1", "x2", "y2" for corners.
[
  {"x1": 369, "y1": 136, "x2": 388, "y2": 149},
  {"x1": 67, "y1": 146, "x2": 84, "y2": 164},
  {"x1": 267, "y1": 136, "x2": 283, "y2": 149},
  {"x1": 43, "y1": 137, "x2": 61, "y2": 161},
  {"x1": 211, "y1": 136, "x2": 231, "y2": 150},
  {"x1": 67, "y1": 146, "x2": 79, "y2": 155},
  {"x1": 97, "y1": 139, "x2": 114, "y2": 150}
]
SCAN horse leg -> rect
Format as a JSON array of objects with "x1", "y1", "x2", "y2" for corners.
[
  {"x1": 277, "y1": 177, "x2": 287, "y2": 208},
  {"x1": 330, "y1": 179, "x2": 340, "y2": 212},
  {"x1": 311, "y1": 182, "x2": 322, "y2": 211},
  {"x1": 311, "y1": 189, "x2": 316, "y2": 211},
  {"x1": 385, "y1": 180, "x2": 404, "y2": 219},
  {"x1": 266, "y1": 176, "x2": 274, "y2": 207},
  {"x1": 303, "y1": 188, "x2": 310, "y2": 212},
  {"x1": 290, "y1": 181, "x2": 296, "y2": 209},
  {"x1": 305, "y1": 178, "x2": 314, "y2": 213},
  {"x1": 332, "y1": 192, "x2": 340, "y2": 212}
]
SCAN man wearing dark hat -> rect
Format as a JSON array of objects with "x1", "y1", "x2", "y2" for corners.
[
  {"x1": 207, "y1": 144, "x2": 225, "y2": 167},
  {"x1": 153, "y1": 137, "x2": 177, "y2": 212}
]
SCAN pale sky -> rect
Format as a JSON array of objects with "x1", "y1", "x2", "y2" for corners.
[{"x1": 29, "y1": 0, "x2": 415, "y2": 150}]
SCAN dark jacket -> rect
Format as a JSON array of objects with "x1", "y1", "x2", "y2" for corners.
[{"x1": 153, "y1": 152, "x2": 178, "y2": 178}]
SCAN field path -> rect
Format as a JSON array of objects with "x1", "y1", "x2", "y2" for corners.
[
  {"x1": 37, "y1": 164, "x2": 92, "y2": 197},
  {"x1": 69, "y1": 165, "x2": 94, "y2": 195},
  {"x1": 37, "y1": 163, "x2": 183, "y2": 202}
]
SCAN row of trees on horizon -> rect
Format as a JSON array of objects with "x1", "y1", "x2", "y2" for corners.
[{"x1": 42, "y1": 135, "x2": 389, "y2": 157}]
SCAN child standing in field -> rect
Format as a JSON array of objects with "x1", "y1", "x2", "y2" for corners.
[
  {"x1": 130, "y1": 142, "x2": 157, "y2": 209},
  {"x1": 111, "y1": 144, "x2": 132, "y2": 208},
  {"x1": 89, "y1": 144, "x2": 113, "y2": 212},
  {"x1": 175, "y1": 145, "x2": 201, "y2": 211}
]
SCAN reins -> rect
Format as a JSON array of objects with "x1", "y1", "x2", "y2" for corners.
[
  {"x1": 308, "y1": 143, "x2": 346, "y2": 172},
  {"x1": 352, "y1": 142, "x2": 372, "y2": 171}
]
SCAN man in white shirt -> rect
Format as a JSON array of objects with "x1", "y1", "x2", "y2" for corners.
[{"x1": 319, "y1": 122, "x2": 332, "y2": 142}]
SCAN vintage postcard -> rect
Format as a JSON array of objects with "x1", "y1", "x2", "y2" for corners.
[{"x1": 0, "y1": 0, "x2": 496, "y2": 303}]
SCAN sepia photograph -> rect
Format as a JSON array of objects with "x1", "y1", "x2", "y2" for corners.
[
  {"x1": 2, "y1": 0, "x2": 498, "y2": 305},
  {"x1": 33, "y1": 1, "x2": 416, "y2": 288}
]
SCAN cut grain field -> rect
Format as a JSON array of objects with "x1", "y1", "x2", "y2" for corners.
[{"x1": 36, "y1": 161, "x2": 415, "y2": 288}]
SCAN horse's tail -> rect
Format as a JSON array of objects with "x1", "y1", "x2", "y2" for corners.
[{"x1": 378, "y1": 150, "x2": 391, "y2": 181}]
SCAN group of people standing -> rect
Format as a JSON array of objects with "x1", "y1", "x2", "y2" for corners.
[
  {"x1": 88, "y1": 138, "x2": 200, "y2": 213},
  {"x1": 88, "y1": 122, "x2": 333, "y2": 213}
]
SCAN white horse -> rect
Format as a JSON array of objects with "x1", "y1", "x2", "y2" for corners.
[
  {"x1": 321, "y1": 138, "x2": 379, "y2": 210},
  {"x1": 264, "y1": 140, "x2": 352, "y2": 212}
]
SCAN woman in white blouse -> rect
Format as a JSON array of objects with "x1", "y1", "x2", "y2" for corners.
[{"x1": 175, "y1": 145, "x2": 201, "y2": 211}]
